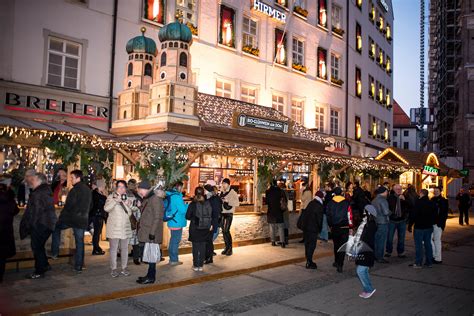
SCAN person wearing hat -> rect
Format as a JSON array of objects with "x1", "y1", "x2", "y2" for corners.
[
  {"x1": 204, "y1": 181, "x2": 222, "y2": 264},
  {"x1": 327, "y1": 186, "x2": 353, "y2": 273},
  {"x1": 219, "y1": 178, "x2": 239, "y2": 256},
  {"x1": 164, "y1": 181, "x2": 187, "y2": 266},
  {"x1": 136, "y1": 180, "x2": 165, "y2": 284},
  {"x1": 371, "y1": 186, "x2": 391, "y2": 263},
  {"x1": 298, "y1": 191, "x2": 324, "y2": 269}
]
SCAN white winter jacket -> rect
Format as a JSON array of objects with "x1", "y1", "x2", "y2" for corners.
[{"x1": 104, "y1": 193, "x2": 133, "y2": 240}]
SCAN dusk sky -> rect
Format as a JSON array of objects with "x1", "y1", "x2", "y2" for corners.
[{"x1": 393, "y1": 0, "x2": 429, "y2": 115}]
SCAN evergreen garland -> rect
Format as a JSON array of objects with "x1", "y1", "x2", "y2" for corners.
[{"x1": 41, "y1": 135, "x2": 82, "y2": 167}]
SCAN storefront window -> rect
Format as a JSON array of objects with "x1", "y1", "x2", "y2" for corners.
[
  {"x1": 291, "y1": 99, "x2": 304, "y2": 124},
  {"x1": 272, "y1": 94, "x2": 285, "y2": 113},
  {"x1": 241, "y1": 86, "x2": 257, "y2": 104},
  {"x1": 315, "y1": 106, "x2": 325, "y2": 133},
  {"x1": 219, "y1": 5, "x2": 236, "y2": 48},
  {"x1": 275, "y1": 29, "x2": 287, "y2": 66},
  {"x1": 242, "y1": 16, "x2": 258, "y2": 56},
  {"x1": 216, "y1": 79, "x2": 233, "y2": 98},
  {"x1": 143, "y1": 0, "x2": 166, "y2": 25},
  {"x1": 330, "y1": 109, "x2": 340, "y2": 136},
  {"x1": 317, "y1": 47, "x2": 327, "y2": 79},
  {"x1": 47, "y1": 37, "x2": 81, "y2": 90},
  {"x1": 355, "y1": 116, "x2": 362, "y2": 141},
  {"x1": 355, "y1": 67, "x2": 362, "y2": 98},
  {"x1": 356, "y1": 22, "x2": 362, "y2": 53},
  {"x1": 318, "y1": 0, "x2": 328, "y2": 28},
  {"x1": 176, "y1": 0, "x2": 198, "y2": 35}
]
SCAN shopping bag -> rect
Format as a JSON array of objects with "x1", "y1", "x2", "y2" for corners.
[{"x1": 143, "y1": 242, "x2": 161, "y2": 263}]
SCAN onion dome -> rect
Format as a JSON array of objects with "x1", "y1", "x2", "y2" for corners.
[
  {"x1": 126, "y1": 27, "x2": 157, "y2": 56},
  {"x1": 158, "y1": 21, "x2": 193, "y2": 44}
]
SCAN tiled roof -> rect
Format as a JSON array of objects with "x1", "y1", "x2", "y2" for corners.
[{"x1": 393, "y1": 100, "x2": 414, "y2": 128}]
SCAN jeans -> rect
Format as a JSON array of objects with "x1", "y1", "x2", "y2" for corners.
[
  {"x1": 374, "y1": 223, "x2": 388, "y2": 260},
  {"x1": 356, "y1": 265, "x2": 374, "y2": 293},
  {"x1": 147, "y1": 262, "x2": 156, "y2": 281},
  {"x1": 304, "y1": 231, "x2": 318, "y2": 262},
  {"x1": 414, "y1": 228, "x2": 434, "y2": 266},
  {"x1": 109, "y1": 238, "x2": 129, "y2": 270},
  {"x1": 221, "y1": 213, "x2": 233, "y2": 251},
  {"x1": 319, "y1": 214, "x2": 329, "y2": 241},
  {"x1": 431, "y1": 225, "x2": 443, "y2": 261},
  {"x1": 51, "y1": 222, "x2": 85, "y2": 270},
  {"x1": 168, "y1": 229, "x2": 183, "y2": 263},
  {"x1": 91, "y1": 216, "x2": 104, "y2": 252},
  {"x1": 331, "y1": 226, "x2": 349, "y2": 267},
  {"x1": 269, "y1": 223, "x2": 285, "y2": 243},
  {"x1": 31, "y1": 224, "x2": 52, "y2": 274},
  {"x1": 192, "y1": 241, "x2": 206, "y2": 267},
  {"x1": 386, "y1": 220, "x2": 407, "y2": 255},
  {"x1": 459, "y1": 208, "x2": 469, "y2": 225}
]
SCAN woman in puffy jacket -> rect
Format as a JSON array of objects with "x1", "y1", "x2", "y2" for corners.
[{"x1": 104, "y1": 180, "x2": 137, "y2": 278}]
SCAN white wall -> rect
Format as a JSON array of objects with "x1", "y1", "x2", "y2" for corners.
[{"x1": 393, "y1": 127, "x2": 419, "y2": 151}]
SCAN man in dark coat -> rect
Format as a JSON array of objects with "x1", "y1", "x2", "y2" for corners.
[
  {"x1": 299, "y1": 191, "x2": 324, "y2": 269},
  {"x1": 51, "y1": 170, "x2": 92, "y2": 273},
  {"x1": 20, "y1": 173, "x2": 57, "y2": 279},
  {"x1": 352, "y1": 181, "x2": 370, "y2": 217},
  {"x1": 266, "y1": 180, "x2": 286, "y2": 248},
  {"x1": 385, "y1": 184, "x2": 409, "y2": 258},
  {"x1": 204, "y1": 183, "x2": 222, "y2": 264},
  {"x1": 456, "y1": 188, "x2": 471, "y2": 225},
  {"x1": 431, "y1": 187, "x2": 449, "y2": 264},
  {"x1": 0, "y1": 181, "x2": 19, "y2": 283}
]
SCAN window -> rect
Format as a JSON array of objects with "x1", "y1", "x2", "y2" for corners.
[
  {"x1": 377, "y1": 82, "x2": 384, "y2": 103},
  {"x1": 369, "y1": 2, "x2": 375, "y2": 21},
  {"x1": 355, "y1": 116, "x2": 362, "y2": 141},
  {"x1": 241, "y1": 86, "x2": 257, "y2": 104},
  {"x1": 386, "y1": 56, "x2": 391, "y2": 74},
  {"x1": 393, "y1": 130, "x2": 398, "y2": 137},
  {"x1": 386, "y1": 89, "x2": 391, "y2": 107},
  {"x1": 275, "y1": 29, "x2": 287, "y2": 65},
  {"x1": 355, "y1": 67, "x2": 362, "y2": 98},
  {"x1": 317, "y1": 47, "x2": 327, "y2": 79},
  {"x1": 368, "y1": 75, "x2": 375, "y2": 98},
  {"x1": 356, "y1": 22, "x2": 362, "y2": 53},
  {"x1": 144, "y1": 63, "x2": 152, "y2": 77},
  {"x1": 315, "y1": 106, "x2": 325, "y2": 133},
  {"x1": 404, "y1": 130, "x2": 409, "y2": 137},
  {"x1": 386, "y1": 23, "x2": 392, "y2": 41},
  {"x1": 379, "y1": 48, "x2": 384, "y2": 66},
  {"x1": 331, "y1": 54, "x2": 340, "y2": 80},
  {"x1": 179, "y1": 52, "x2": 187, "y2": 67},
  {"x1": 219, "y1": 5, "x2": 236, "y2": 48},
  {"x1": 276, "y1": 0, "x2": 288, "y2": 8},
  {"x1": 292, "y1": 38, "x2": 305, "y2": 67},
  {"x1": 272, "y1": 94, "x2": 285, "y2": 113},
  {"x1": 330, "y1": 109, "x2": 340, "y2": 135},
  {"x1": 216, "y1": 79, "x2": 233, "y2": 98},
  {"x1": 160, "y1": 52, "x2": 167, "y2": 66},
  {"x1": 369, "y1": 37, "x2": 375, "y2": 59},
  {"x1": 356, "y1": 0, "x2": 362, "y2": 10},
  {"x1": 291, "y1": 99, "x2": 304, "y2": 124},
  {"x1": 127, "y1": 63, "x2": 133, "y2": 76},
  {"x1": 331, "y1": 4, "x2": 343, "y2": 33},
  {"x1": 403, "y1": 142, "x2": 409, "y2": 149},
  {"x1": 47, "y1": 37, "x2": 81, "y2": 89},
  {"x1": 318, "y1": 0, "x2": 328, "y2": 28},
  {"x1": 242, "y1": 17, "x2": 258, "y2": 53},
  {"x1": 143, "y1": 0, "x2": 166, "y2": 25},
  {"x1": 393, "y1": 141, "x2": 398, "y2": 147},
  {"x1": 176, "y1": 0, "x2": 198, "y2": 34}
]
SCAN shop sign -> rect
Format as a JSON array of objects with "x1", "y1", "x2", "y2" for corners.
[
  {"x1": 379, "y1": 0, "x2": 389, "y2": 12},
  {"x1": 252, "y1": 0, "x2": 287, "y2": 23},
  {"x1": 460, "y1": 169, "x2": 469, "y2": 177},
  {"x1": 422, "y1": 165, "x2": 439, "y2": 176},
  {"x1": 237, "y1": 113, "x2": 289, "y2": 133},
  {"x1": 3, "y1": 92, "x2": 109, "y2": 121},
  {"x1": 324, "y1": 137, "x2": 346, "y2": 153}
]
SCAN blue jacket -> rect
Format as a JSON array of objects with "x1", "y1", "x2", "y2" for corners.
[{"x1": 164, "y1": 190, "x2": 188, "y2": 228}]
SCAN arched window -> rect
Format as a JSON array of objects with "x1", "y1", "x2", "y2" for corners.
[
  {"x1": 123, "y1": 110, "x2": 127, "y2": 119},
  {"x1": 179, "y1": 52, "x2": 187, "y2": 67},
  {"x1": 127, "y1": 63, "x2": 133, "y2": 76},
  {"x1": 160, "y1": 52, "x2": 167, "y2": 67},
  {"x1": 180, "y1": 43, "x2": 184, "y2": 49},
  {"x1": 135, "y1": 54, "x2": 139, "y2": 59},
  {"x1": 139, "y1": 54, "x2": 143, "y2": 59},
  {"x1": 144, "y1": 63, "x2": 152, "y2": 77},
  {"x1": 173, "y1": 42, "x2": 178, "y2": 48}
]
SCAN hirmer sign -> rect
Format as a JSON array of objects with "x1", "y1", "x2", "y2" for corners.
[{"x1": 252, "y1": 0, "x2": 287, "y2": 23}]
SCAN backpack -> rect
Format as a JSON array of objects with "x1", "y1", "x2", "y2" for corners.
[{"x1": 195, "y1": 201, "x2": 212, "y2": 230}]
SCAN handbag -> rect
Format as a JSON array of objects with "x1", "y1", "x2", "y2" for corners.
[
  {"x1": 143, "y1": 242, "x2": 160, "y2": 263},
  {"x1": 119, "y1": 201, "x2": 137, "y2": 230}
]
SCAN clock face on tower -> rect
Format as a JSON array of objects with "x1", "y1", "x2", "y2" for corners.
[
  {"x1": 179, "y1": 72, "x2": 186, "y2": 80},
  {"x1": 160, "y1": 71, "x2": 167, "y2": 80}
]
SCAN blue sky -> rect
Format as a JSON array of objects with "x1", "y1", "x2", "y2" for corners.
[{"x1": 393, "y1": 0, "x2": 428, "y2": 115}]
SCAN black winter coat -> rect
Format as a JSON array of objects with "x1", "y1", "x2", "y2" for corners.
[
  {"x1": 300, "y1": 199, "x2": 324, "y2": 234},
  {"x1": 327, "y1": 195, "x2": 351, "y2": 228},
  {"x1": 0, "y1": 189, "x2": 19, "y2": 259},
  {"x1": 90, "y1": 188, "x2": 107, "y2": 219},
  {"x1": 21, "y1": 184, "x2": 57, "y2": 237},
  {"x1": 355, "y1": 219, "x2": 377, "y2": 267},
  {"x1": 58, "y1": 181, "x2": 92, "y2": 229},
  {"x1": 266, "y1": 186, "x2": 285, "y2": 224},
  {"x1": 387, "y1": 193, "x2": 410, "y2": 222},
  {"x1": 410, "y1": 196, "x2": 436, "y2": 229},
  {"x1": 457, "y1": 193, "x2": 472, "y2": 210},
  {"x1": 186, "y1": 200, "x2": 212, "y2": 242},
  {"x1": 208, "y1": 195, "x2": 222, "y2": 234},
  {"x1": 431, "y1": 196, "x2": 449, "y2": 230},
  {"x1": 352, "y1": 186, "x2": 369, "y2": 214}
]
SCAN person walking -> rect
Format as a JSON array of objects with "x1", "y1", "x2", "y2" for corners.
[
  {"x1": 104, "y1": 180, "x2": 135, "y2": 278},
  {"x1": 0, "y1": 181, "x2": 19, "y2": 283},
  {"x1": 90, "y1": 180, "x2": 107, "y2": 255},
  {"x1": 136, "y1": 181, "x2": 165, "y2": 284},
  {"x1": 431, "y1": 187, "x2": 449, "y2": 264},
  {"x1": 219, "y1": 178, "x2": 239, "y2": 256},
  {"x1": 20, "y1": 173, "x2": 57, "y2": 279},
  {"x1": 456, "y1": 188, "x2": 471, "y2": 225},
  {"x1": 51, "y1": 170, "x2": 91, "y2": 273},
  {"x1": 186, "y1": 187, "x2": 213, "y2": 271},
  {"x1": 298, "y1": 191, "x2": 324, "y2": 269},
  {"x1": 164, "y1": 181, "x2": 187, "y2": 266},
  {"x1": 371, "y1": 186, "x2": 390, "y2": 263},
  {"x1": 266, "y1": 180, "x2": 286, "y2": 248},
  {"x1": 204, "y1": 182, "x2": 222, "y2": 264},
  {"x1": 409, "y1": 189, "x2": 436, "y2": 268},
  {"x1": 327, "y1": 187, "x2": 353, "y2": 273},
  {"x1": 385, "y1": 184, "x2": 409, "y2": 259}
]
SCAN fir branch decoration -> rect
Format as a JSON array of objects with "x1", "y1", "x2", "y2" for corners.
[{"x1": 41, "y1": 135, "x2": 82, "y2": 167}]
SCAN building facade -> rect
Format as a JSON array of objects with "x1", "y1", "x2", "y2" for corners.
[
  {"x1": 392, "y1": 100, "x2": 419, "y2": 151},
  {"x1": 428, "y1": 0, "x2": 474, "y2": 183},
  {"x1": 0, "y1": 0, "x2": 393, "y2": 157}
]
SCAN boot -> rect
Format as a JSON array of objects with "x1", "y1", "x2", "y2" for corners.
[
  {"x1": 221, "y1": 248, "x2": 229, "y2": 255},
  {"x1": 271, "y1": 241, "x2": 277, "y2": 246},
  {"x1": 306, "y1": 261, "x2": 317, "y2": 269}
]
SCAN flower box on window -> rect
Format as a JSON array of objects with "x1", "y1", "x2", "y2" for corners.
[
  {"x1": 332, "y1": 26, "x2": 345, "y2": 37},
  {"x1": 187, "y1": 22, "x2": 198, "y2": 36},
  {"x1": 331, "y1": 77, "x2": 344, "y2": 86},
  {"x1": 243, "y1": 45, "x2": 259, "y2": 57},
  {"x1": 294, "y1": 5, "x2": 309, "y2": 19},
  {"x1": 292, "y1": 63, "x2": 307, "y2": 73}
]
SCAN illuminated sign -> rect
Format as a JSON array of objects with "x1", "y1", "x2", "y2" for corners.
[
  {"x1": 379, "y1": 0, "x2": 389, "y2": 12},
  {"x1": 252, "y1": 0, "x2": 287, "y2": 23},
  {"x1": 4, "y1": 92, "x2": 108, "y2": 121},
  {"x1": 422, "y1": 165, "x2": 439, "y2": 176},
  {"x1": 325, "y1": 137, "x2": 346, "y2": 153},
  {"x1": 237, "y1": 113, "x2": 289, "y2": 133}
]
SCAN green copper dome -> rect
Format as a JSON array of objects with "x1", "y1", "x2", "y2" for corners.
[
  {"x1": 158, "y1": 21, "x2": 193, "y2": 44},
  {"x1": 126, "y1": 29, "x2": 157, "y2": 56}
]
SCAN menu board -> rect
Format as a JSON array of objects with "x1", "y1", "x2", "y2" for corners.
[{"x1": 199, "y1": 169, "x2": 214, "y2": 183}]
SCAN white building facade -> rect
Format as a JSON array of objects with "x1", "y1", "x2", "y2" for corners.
[{"x1": 0, "y1": 0, "x2": 393, "y2": 156}]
